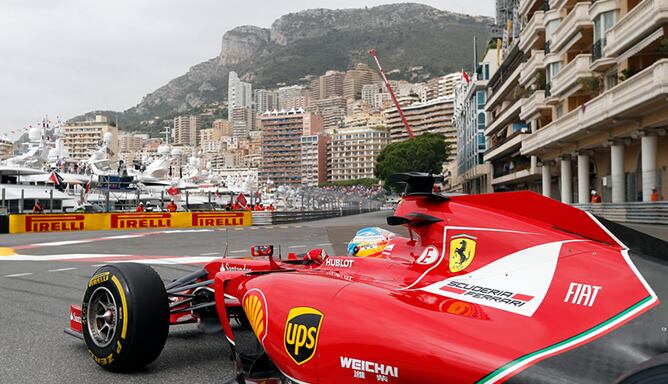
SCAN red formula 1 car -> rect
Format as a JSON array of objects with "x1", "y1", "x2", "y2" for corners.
[{"x1": 67, "y1": 173, "x2": 668, "y2": 383}]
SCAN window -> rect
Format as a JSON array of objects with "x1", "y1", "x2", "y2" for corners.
[
  {"x1": 477, "y1": 91, "x2": 486, "y2": 109},
  {"x1": 478, "y1": 113, "x2": 486, "y2": 129}
]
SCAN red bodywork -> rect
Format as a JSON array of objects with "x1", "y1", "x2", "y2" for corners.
[{"x1": 67, "y1": 191, "x2": 659, "y2": 382}]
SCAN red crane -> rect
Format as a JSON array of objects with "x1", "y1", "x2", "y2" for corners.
[{"x1": 368, "y1": 49, "x2": 415, "y2": 139}]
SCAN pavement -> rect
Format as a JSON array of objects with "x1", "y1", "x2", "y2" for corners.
[{"x1": 0, "y1": 211, "x2": 665, "y2": 383}]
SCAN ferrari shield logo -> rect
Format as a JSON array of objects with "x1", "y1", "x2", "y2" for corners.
[
  {"x1": 449, "y1": 234, "x2": 477, "y2": 272},
  {"x1": 284, "y1": 307, "x2": 323, "y2": 365}
]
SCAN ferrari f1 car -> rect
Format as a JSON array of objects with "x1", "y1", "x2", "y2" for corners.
[{"x1": 67, "y1": 173, "x2": 668, "y2": 383}]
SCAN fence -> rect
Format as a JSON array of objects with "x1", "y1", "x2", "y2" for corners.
[
  {"x1": 574, "y1": 202, "x2": 668, "y2": 225},
  {"x1": 252, "y1": 208, "x2": 378, "y2": 225}
]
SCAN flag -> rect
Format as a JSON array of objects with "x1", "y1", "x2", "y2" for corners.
[
  {"x1": 236, "y1": 193, "x2": 248, "y2": 208},
  {"x1": 49, "y1": 170, "x2": 66, "y2": 192},
  {"x1": 85, "y1": 176, "x2": 92, "y2": 194},
  {"x1": 462, "y1": 70, "x2": 470, "y2": 83},
  {"x1": 167, "y1": 186, "x2": 180, "y2": 196}
]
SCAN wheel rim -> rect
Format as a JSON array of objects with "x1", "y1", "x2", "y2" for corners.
[{"x1": 86, "y1": 286, "x2": 118, "y2": 348}]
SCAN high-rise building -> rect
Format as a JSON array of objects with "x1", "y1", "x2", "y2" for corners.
[
  {"x1": 301, "y1": 134, "x2": 329, "y2": 186},
  {"x1": 453, "y1": 45, "x2": 499, "y2": 195},
  {"x1": 310, "y1": 71, "x2": 345, "y2": 101},
  {"x1": 510, "y1": 0, "x2": 668, "y2": 203},
  {"x1": 213, "y1": 119, "x2": 233, "y2": 136},
  {"x1": 199, "y1": 127, "x2": 223, "y2": 153},
  {"x1": 438, "y1": 73, "x2": 461, "y2": 98},
  {"x1": 63, "y1": 115, "x2": 118, "y2": 161},
  {"x1": 329, "y1": 115, "x2": 389, "y2": 182},
  {"x1": 232, "y1": 107, "x2": 253, "y2": 138},
  {"x1": 254, "y1": 89, "x2": 277, "y2": 115},
  {"x1": 259, "y1": 110, "x2": 323, "y2": 185},
  {"x1": 228, "y1": 71, "x2": 252, "y2": 125},
  {"x1": 310, "y1": 96, "x2": 347, "y2": 129},
  {"x1": 118, "y1": 133, "x2": 147, "y2": 153},
  {"x1": 277, "y1": 85, "x2": 309, "y2": 110},
  {"x1": 343, "y1": 63, "x2": 380, "y2": 100},
  {"x1": 173, "y1": 115, "x2": 201, "y2": 146}
]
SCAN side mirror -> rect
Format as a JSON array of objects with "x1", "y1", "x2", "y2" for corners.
[{"x1": 251, "y1": 245, "x2": 274, "y2": 258}]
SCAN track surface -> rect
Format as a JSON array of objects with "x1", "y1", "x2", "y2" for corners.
[{"x1": 0, "y1": 211, "x2": 402, "y2": 383}]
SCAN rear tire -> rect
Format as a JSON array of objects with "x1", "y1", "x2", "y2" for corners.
[{"x1": 82, "y1": 263, "x2": 169, "y2": 372}]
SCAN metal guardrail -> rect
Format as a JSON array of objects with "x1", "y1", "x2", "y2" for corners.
[
  {"x1": 252, "y1": 209, "x2": 378, "y2": 225},
  {"x1": 574, "y1": 202, "x2": 668, "y2": 225}
]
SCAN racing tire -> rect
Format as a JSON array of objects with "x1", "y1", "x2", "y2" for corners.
[
  {"x1": 617, "y1": 353, "x2": 668, "y2": 384},
  {"x1": 82, "y1": 263, "x2": 169, "y2": 372}
]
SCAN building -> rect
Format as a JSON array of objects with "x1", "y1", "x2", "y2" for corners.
[
  {"x1": 118, "y1": 133, "x2": 147, "y2": 153},
  {"x1": 454, "y1": 45, "x2": 499, "y2": 194},
  {"x1": 228, "y1": 71, "x2": 252, "y2": 126},
  {"x1": 514, "y1": 0, "x2": 668, "y2": 203},
  {"x1": 199, "y1": 127, "x2": 223, "y2": 153},
  {"x1": 172, "y1": 115, "x2": 200, "y2": 147},
  {"x1": 277, "y1": 85, "x2": 310, "y2": 110},
  {"x1": 0, "y1": 136, "x2": 13, "y2": 160},
  {"x1": 232, "y1": 106, "x2": 253, "y2": 138},
  {"x1": 343, "y1": 63, "x2": 380, "y2": 100},
  {"x1": 329, "y1": 120, "x2": 390, "y2": 182},
  {"x1": 438, "y1": 73, "x2": 461, "y2": 99},
  {"x1": 63, "y1": 115, "x2": 118, "y2": 161},
  {"x1": 254, "y1": 89, "x2": 277, "y2": 114},
  {"x1": 310, "y1": 96, "x2": 347, "y2": 129},
  {"x1": 310, "y1": 71, "x2": 345, "y2": 101},
  {"x1": 383, "y1": 96, "x2": 456, "y2": 162},
  {"x1": 259, "y1": 110, "x2": 324, "y2": 185},
  {"x1": 212, "y1": 119, "x2": 233, "y2": 136},
  {"x1": 301, "y1": 134, "x2": 329, "y2": 186}
]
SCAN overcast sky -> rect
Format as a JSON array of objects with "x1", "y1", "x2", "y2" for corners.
[{"x1": 0, "y1": 1, "x2": 494, "y2": 139}]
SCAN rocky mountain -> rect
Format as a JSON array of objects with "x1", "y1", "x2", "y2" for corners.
[{"x1": 76, "y1": 3, "x2": 492, "y2": 135}]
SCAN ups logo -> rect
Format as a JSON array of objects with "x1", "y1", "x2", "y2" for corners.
[{"x1": 284, "y1": 307, "x2": 323, "y2": 365}]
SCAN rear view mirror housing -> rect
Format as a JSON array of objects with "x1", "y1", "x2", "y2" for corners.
[{"x1": 251, "y1": 245, "x2": 274, "y2": 258}]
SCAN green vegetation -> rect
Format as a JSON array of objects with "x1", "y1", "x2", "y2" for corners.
[
  {"x1": 374, "y1": 133, "x2": 449, "y2": 192},
  {"x1": 578, "y1": 75, "x2": 603, "y2": 97}
]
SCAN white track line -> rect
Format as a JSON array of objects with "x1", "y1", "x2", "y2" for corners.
[
  {"x1": 48, "y1": 267, "x2": 78, "y2": 272},
  {"x1": 288, "y1": 245, "x2": 306, "y2": 249},
  {"x1": 229, "y1": 250, "x2": 247, "y2": 254},
  {"x1": 200, "y1": 252, "x2": 220, "y2": 256},
  {"x1": 4, "y1": 273, "x2": 33, "y2": 278}
]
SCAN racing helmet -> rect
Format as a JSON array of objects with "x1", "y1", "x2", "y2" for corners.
[{"x1": 347, "y1": 227, "x2": 396, "y2": 258}]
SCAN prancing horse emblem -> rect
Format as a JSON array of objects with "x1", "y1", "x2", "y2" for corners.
[{"x1": 449, "y1": 234, "x2": 477, "y2": 272}]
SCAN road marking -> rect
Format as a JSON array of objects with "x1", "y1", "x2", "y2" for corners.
[
  {"x1": 48, "y1": 267, "x2": 78, "y2": 272},
  {"x1": 229, "y1": 250, "x2": 247, "y2": 254},
  {"x1": 279, "y1": 226, "x2": 289, "y2": 229},
  {"x1": 0, "y1": 254, "x2": 131, "y2": 261},
  {"x1": 294, "y1": 225, "x2": 303, "y2": 228},
  {"x1": 91, "y1": 264, "x2": 106, "y2": 267},
  {"x1": 316, "y1": 243, "x2": 332, "y2": 246},
  {"x1": 288, "y1": 245, "x2": 306, "y2": 249},
  {"x1": 107, "y1": 256, "x2": 220, "y2": 265},
  {"x1": 200, "y1": 252, "x2": 220, "y2": 256},
  {"x1": 101, "y1": 234, "x2": 144, "y2": 240},
  {"x1": 234, "y1": 228, "x2": 244, "y2": 231},
  {"x1": 0, "y1": 247, "x2": 16, "y2": 256},
  {"x1": 4, "y1": 273, "x2": 32, "y2": 278}
]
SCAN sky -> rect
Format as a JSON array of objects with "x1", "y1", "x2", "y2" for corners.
[{"x1": 0, "y1": 0, "x2": 494, "y2": 139}]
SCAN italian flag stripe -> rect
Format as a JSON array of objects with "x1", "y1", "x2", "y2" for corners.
[{"x1": 477, "y1": 295, "x2": 654, "y2": 383}]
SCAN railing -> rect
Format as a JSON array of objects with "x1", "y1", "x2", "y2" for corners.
[
  {"x1": 545, "y1": 40, "x2": 552, "y2": 54},
  {"x1": 251, "y1": 208, "x2": 379, "y2": 225},
  {"x1": 545, "y1": 82, "x2": 552, "y2": 97},
  {"x1": 592, "y1": 38, "x2": 605, "y2": 61},
  {"x1": 575, "y1": 202, "x2": 668, "y2": 225}
]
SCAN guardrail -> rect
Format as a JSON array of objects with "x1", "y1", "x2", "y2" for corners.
[
  {"x1": 252, "y1": 209, "x2": 379, "y2": 225},
  {"x1": 574, "y1": 202, "x2": 668, "y2": 225}
]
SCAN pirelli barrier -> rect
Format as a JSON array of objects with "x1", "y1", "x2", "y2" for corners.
[{"x1": 8, "y1": 211, "x2": 252, "y2": 234}]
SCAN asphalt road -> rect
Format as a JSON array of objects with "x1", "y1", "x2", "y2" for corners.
[{"x1": 0, "y1": 211, "x2": 400, "y2": 383}]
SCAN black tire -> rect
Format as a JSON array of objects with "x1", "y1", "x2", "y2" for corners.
[
  {"x1": 81, "y1": 263, "x2": 169, "y2": 372},
  {"x1": 617, "y1": 353, "x2": 668, "y2": 384}
]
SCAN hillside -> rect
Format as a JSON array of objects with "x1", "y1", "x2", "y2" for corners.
[{"x1": 73, "y1": 3, "x2": 492, "y2": 135}]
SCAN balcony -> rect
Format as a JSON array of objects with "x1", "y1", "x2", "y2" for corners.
[
  {"x1": 519, "y1": 0, "x2": 540, "y2": 17},
  {"x1": 591, "y1": 38, "x2": 616, "y2": 71},
  {"x1": 485, "y1": 63, "x2": 523, "y2": 112},
  {"x1": 485, "y1": 132, "x2": 529, "y2": 162},
  {"x1": 492, "y1": 166, "x2": 542, "y2": 186},
  {"x1": 520, "y1": 90, "x2": 549, "y2": 121},
  {"x1": 520, "y1": 11, "x2": 546, "y2": 52},
  {"x1": 484, "y1": 98, "x2": 525, "y2": 137},
  {"x1": 549, "y1": 0, "x2": 567, "y2": 11},
  {"x1": 605, "y1": 0, "x2": 668, "y2": 57},
  {"x1": 552, "y1": 2, "x2": 594, "y2": 52},
  {"x1": 551, "y1": 54, "x2": 592, "y2": 96},
  {"x1": 522, "y1": 59, "x2": 668, "y2": 155},
  {"x1": 519, "y1": 50, "x2": 546, "y2": 86}
]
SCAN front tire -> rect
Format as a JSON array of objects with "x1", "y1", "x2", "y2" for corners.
[{"x1": 82, "y1": 263, "x2": 169, "y2": 372}]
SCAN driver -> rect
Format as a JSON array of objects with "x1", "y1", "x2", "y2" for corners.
[{"x1": 347, "y1": 227, "x2": 397, "y2": 258}]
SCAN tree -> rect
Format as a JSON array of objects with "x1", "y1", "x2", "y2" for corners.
[{"x1": 374, "y1": 133, "x2": 449, "y2": 192}]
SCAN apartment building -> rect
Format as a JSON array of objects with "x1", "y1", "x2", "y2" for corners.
[
  {"x1": 329, "y1": 115, "x2": 390, "y2": 182},
  {"x1": 516, "y1": 0, "x2": 668, "y2": 203},
  {"x1": 454, "y1": 47, "x2": 499, "y2": 194},
  {"x1": 173, "y1": 115, "x2": 200, "y2": 147},
  {"x1": 310, "y1": 96, "x2": 347, "y2": 128},
  {"x1": 232, "y1": 106, "x2": 253, "y2": 138},
  {"x1": 301, "y1": 134, "x2": 330, "y2": 186},
  {"x1": 199, "y1": 127, "x2": 223, "y2": 153},
  {"x1": 212, "y1": 119, "x2": 233, "y2": 136},
  {"x1": 382, "y1": 96, "x2": 457, "y2": 162},
  {"x1": 254, "y1": 89, "x2": 277, "y2": 114},
  {"x1": 343, "y1": 63, "x2": 380, "y2": 100},
  {"x1": 277, "y1": 85, "x2": 310, "y2": 110},
  {"x1": 63, "y1": 115, "x2": 118, "y2": 161},
  {"x1": 119, "y1": 133, "x2": 147, "y2": 153},
  {"x1": 310, "y1": 71, "x2": 345, "y2": 101},
  {"x1": 228, "y1": 71, "x2": 252, "y2": 122},
  {"x1": 259, "y1": 110, "x2": 324, "y2": 185}
]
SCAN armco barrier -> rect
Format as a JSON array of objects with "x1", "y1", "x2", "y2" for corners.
[
  {"x1": 574, "y1": 202, "x2": 668, "y2": 225},
  {"x1": 7, "y1": 211, "x2": 252, "y2": 234},
  {"x1": 251, "y1": 209, "x2": 377, "y2": 225}
]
